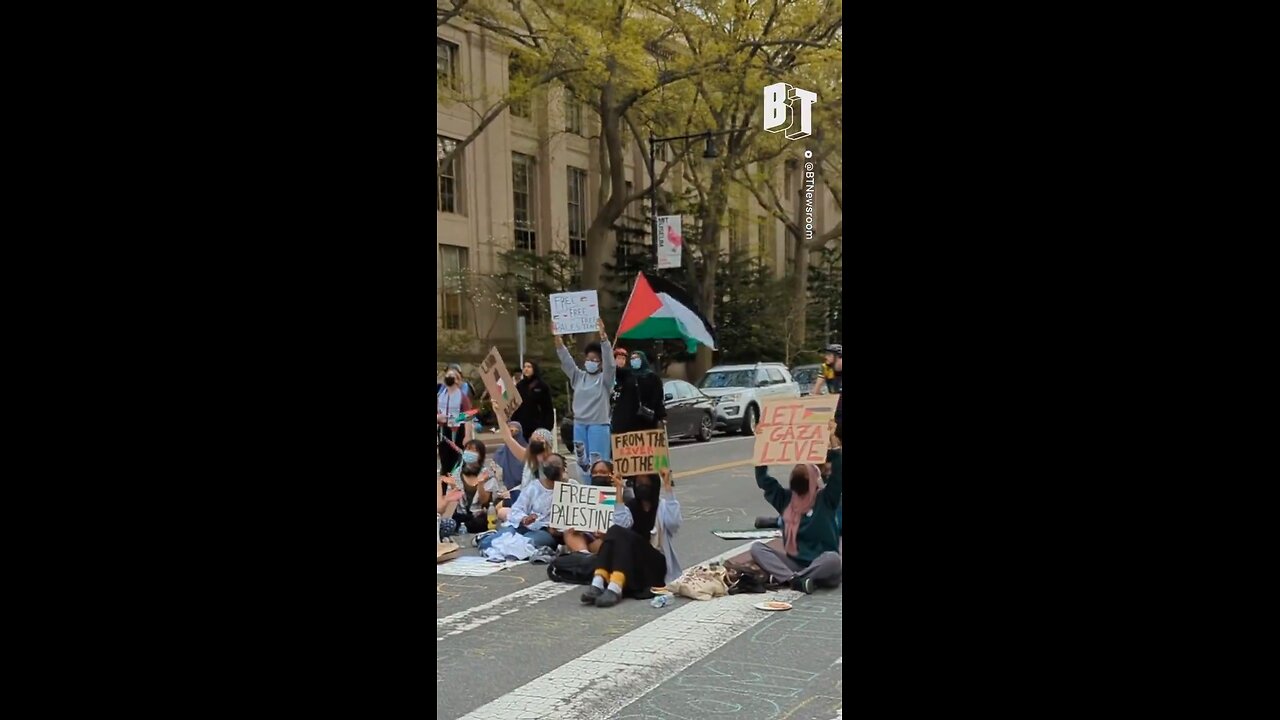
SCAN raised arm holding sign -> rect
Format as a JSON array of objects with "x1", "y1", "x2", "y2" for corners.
[{"x1": 752, "y1": 396, "x2": 838, "y2": 465}]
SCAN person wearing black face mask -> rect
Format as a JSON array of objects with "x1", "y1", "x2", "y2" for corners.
[
  {"x1": 581, "y1": 467, "x2": 683, "y2": 608},
  {"x1": 437, "y1": 368, "x2": 473, "y2": 473},
  {"x1": 477, "y1": 452, "x2": 562, "y2": 553},
  {"x1": 561, "y1": 460, "x2": 616, "y2": 554}
]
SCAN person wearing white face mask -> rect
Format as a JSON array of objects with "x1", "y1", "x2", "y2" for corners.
[{"x1": 555, "y1": 318, "x2": 615, "y2": 472}]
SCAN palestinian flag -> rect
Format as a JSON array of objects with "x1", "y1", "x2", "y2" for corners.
[{"x1": 617, "y1": 271, "x2": 717, "y2": 352}]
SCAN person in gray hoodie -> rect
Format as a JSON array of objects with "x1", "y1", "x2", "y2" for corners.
[{"x1": 555, "y1": 318, "x2": 615, "y2": 471}]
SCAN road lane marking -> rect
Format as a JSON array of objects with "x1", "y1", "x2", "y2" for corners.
[
  {"x1": 455, "y1": 551, "x2": 805, "y2": 719},
  {"x1": 436, "y1": 581, "x2": 576, "y2": 640},
  {"x1": 677, "y1": 458, "x2": 754, "y2": 477},
  {"x1": 437, "y1": 453, "x2": 760, "y2": 642},
  {"x1": 436, "y1": 540, "x2": 760, "y2": 642}
]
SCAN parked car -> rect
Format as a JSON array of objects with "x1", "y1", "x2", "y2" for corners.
[
  {"x1": 696, "y1": 363, "x2": 801, "y2": 435},
  {"x1": 791, "y1": 364, "x2": 823, "y2": 396},
  {"x1": 661, "y1": 379, "x2": 716, "y2": 442}
]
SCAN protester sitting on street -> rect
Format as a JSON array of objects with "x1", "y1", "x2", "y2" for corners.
[
  {"x1": 442, "y1": 440, "x2": 506, "y2": 537},
  {"x1": 582, "y1": 467, "x2": 683, "y2": 608},
  {"x1": 610, "y1": 349, "x2": 667, "y2": 435},
  {"x1": 437, "y1": 472, "x2": 465, "y2": 540},
  {"x1": 561, "y1": 460, "x2": 617, "y2": 554},
  {"x1": 556, "y1": 318, "x2": 615, "y2": 471},
  {"x1": 754, "y1": 424, "x2": 841, "y2": 535},
  {"x1": 495, "y1": 411, "x2": 554, "y2": 486},
  {"x1": 493, "y1": 420, "x2": 527, "y2": 509},
  {"x1": 746, "y1": 441, "x2": 843, "y2": 594},
  {"x1": 478, "y1": 452, "x2": 566, "y2": 552}
]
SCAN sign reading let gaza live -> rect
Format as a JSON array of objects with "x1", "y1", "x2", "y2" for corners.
[{"x1": 752, "y1": 396, "x2": 837, "y2": 465}]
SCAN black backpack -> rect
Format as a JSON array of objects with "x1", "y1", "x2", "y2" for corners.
[{"x1": 546, "y1": 552, "x2": 597, "y2": 584}]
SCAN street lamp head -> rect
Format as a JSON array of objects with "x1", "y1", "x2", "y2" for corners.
[{"x1": 702, "y1": 132, "x2": 719, "y2": 159}]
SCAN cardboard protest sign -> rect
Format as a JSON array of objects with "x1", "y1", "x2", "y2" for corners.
[
  {"x1": 436, "y1": 516, "x2": 461, "y2": 563},
  {"x1": 478, "y1": 347, "x2": 523, "y2": 416},
  {"x1": 611, "y1": 429, "x2": 670, "y2": 477},
  {"x1": 549, "y1": 290, "x2": 600, "y2": 335},
  {"x1": 752, "y1": 396, "x2": 838, "y2": 465},
  {"x1": 548, "y1": 481, "x2": 618, "y2": 533}
]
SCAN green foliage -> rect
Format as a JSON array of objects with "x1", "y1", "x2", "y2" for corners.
[
  {"x1": 807, "y1": 245, "x2": 842, "y2": 346},
  {"x1": 440, "y1": 0, "x2": 844, "y2": 372},
  {"x1": 713, "y1": 250, "x2": 792, "y2": 364}
]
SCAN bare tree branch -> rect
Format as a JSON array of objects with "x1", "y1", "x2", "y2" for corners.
[{"x1": 437, "y1": 0, "x2": 471, "y2": 28}]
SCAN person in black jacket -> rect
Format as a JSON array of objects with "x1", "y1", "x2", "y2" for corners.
[
  {"x1": 611, "y1": 349, "x2": 667, "y2": 434},
  {"x1": 511, "y1": 361, "x2": 555, "y2": 438}
]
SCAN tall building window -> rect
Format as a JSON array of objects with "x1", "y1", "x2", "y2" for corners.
[
  {"x1": 437, "y1": 136, "x2": 461, "y2": 214},
  {"x1": 509, "y1": 56, "x2": 530, "y2": 118},
  {"x1": 565, "y1": 92, "x2": 583, "y2": 134},
  {"x1": 786, "y1": 232, "x2": 797, "y2": 269},
  {"x1": 727, "y1": 209, "x2": 743, "y2": 256},
  {"x1": 513, "y1": 153, "x2": 536, "y2": 251},
  {"x1": 570, "y1": 166, "x2": 588, "y2": 256},
  {"x1": 440, "y1": 245, "x2": 468, "y2": 330},
  {"x1": 756, "y1": 215, "x2": 771, "y2": 264},
  {"x1": 567, "y1": 167, "x2": 587, "y2": 282},
  {"x1": 437, "y1": 40, "x2": 458, "y2": 90}
]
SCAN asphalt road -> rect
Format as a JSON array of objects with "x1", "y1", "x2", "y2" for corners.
[{"x1": 436, "y1": 434, "x2": 844, "y2": 720}]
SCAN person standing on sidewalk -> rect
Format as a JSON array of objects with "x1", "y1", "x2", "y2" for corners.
[
  {"x1": 556, "y1": 318, "x2": 615, "y2": 471},
  {"x1": 436, "y1": 367, "x2": 472, "y2": 473},
  {"x1": 511, "y1": 361, "x2": 555, "y2": 439},
  {"x1": 610, "y1": 349, "x2": 666, "y2": 435}
]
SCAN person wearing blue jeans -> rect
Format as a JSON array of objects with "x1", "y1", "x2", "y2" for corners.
[
  {"x1": 555, "y1": 318, "x2": 615, "y2": 472},
  {"x1": 478, "y1": 453, "x2": 564, "y2": 552}
]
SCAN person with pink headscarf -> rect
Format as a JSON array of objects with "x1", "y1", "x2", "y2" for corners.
[{"x1": 748, "y1": 442, "x2": 843, "y2": 594}]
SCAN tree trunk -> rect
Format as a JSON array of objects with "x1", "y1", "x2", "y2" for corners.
[
  {"x1": 582, "y1": 81, "x2": 628, "y2": 308},
  {"x1": 689, "y1": 166, "x2": 730, "y2": 380},
  {"x1": 791, "y1": 229, "x2": 810, "y2": 349}
]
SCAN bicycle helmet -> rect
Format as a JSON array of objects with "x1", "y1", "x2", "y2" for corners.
[{"x1": 823, "y1": 343, "x2": 843, "y2": 356}]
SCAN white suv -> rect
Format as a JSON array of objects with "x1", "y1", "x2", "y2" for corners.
[{"x1": 696, "y1": 363, "x2": 801, "y2": 435}]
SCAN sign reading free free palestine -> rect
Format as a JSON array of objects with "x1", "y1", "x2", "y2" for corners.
[{"x1": 549, "y1": 290, "x2": 599, "y2": 335}]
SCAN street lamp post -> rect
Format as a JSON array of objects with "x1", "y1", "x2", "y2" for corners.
[
  {"x1": 643, "y1": 128, "x2": 744, "y2": 372},
  {"x1": 646, "y1": 129, "x2": 736, "y2": 270}
]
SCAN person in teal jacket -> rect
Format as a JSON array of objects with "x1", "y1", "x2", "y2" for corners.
[{"x1": 749, "y1": 444, "x2": 843, "y2": 593}]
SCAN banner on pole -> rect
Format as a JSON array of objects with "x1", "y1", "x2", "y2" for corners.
[{"x1": 656, "y1": 215, "x2": 683, "y2": 269}]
